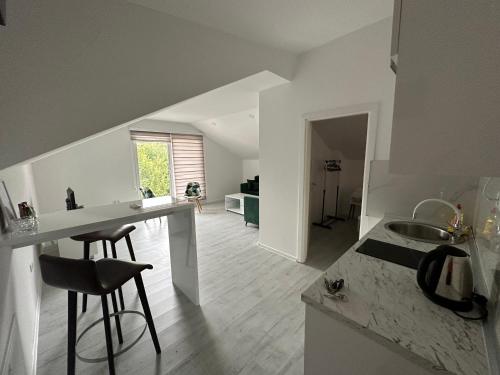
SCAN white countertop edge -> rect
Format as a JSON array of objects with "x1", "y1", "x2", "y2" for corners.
[{"x1": 1, "y1": 199, "x2": 195, "y2": 249}]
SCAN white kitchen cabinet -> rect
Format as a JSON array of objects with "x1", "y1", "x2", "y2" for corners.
[
  {"x1": 304, "y1": 305, "x2": 437, "y2": 375},
  {"x1": 389, "y1": 0, "x2": 500, "y2": 176}
]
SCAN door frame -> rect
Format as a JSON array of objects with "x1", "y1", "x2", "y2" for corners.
[{"x1": 297, "y1": 103, "x2": 379, "y2": 263}]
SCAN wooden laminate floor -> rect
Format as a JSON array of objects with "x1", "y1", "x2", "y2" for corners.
[
  {"x1": 305, "y1": 219, "x2": 359, "y2": 271},
  {"x1": 36, "y1": 203, "x2": 349, "y2": 375}
]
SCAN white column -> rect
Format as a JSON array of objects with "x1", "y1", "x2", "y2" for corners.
[{"x1": 167, "y1": 207, "x2": 200, "y2": 305}]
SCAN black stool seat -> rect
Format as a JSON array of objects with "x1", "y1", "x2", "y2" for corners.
[
  {"x1": 39, "y1": 255, "x2": 151, "y2": 295},
  {"x1": 70, "y1": 224, "x2": 138, "y2": 313},
  {"x1": 39, "y1": 254, "x2": 161, "y2": 375},
  {"x1": 97, "y1": 259, "x2": 151, "y2": 293},
  {"x1": 71, "y1": 225, "x2": 136, "y2": 243}
]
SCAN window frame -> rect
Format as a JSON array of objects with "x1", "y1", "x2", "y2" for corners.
[
  {"x1": 131, "y1": 138, "x2": 175, "y2": 198},
  {"x1": 130, "y1": 130, "x2": 207, "y2": 200}
]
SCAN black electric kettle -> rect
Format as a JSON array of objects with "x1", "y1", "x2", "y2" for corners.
[{"x1": 417, "y1": 245, "x2": 474, "y2": 312}]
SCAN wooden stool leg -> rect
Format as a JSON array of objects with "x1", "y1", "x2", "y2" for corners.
[
  {"x1": 101, "y1": 295, "x2": 116, "y2": 375},
  {"x1": 68, "y1": 291, "x2": 77, "y2": 375},
  {"x1": 134, "y1": 274, "x2": 161, "y2": 354},
  {"x1": 125, "y1": 234, "x2": 136, "y2": 261},
  {"x1": 110, "y1": 291, "x2": 123, "y2": 344},
  {"x1": 82, "y1": 242, "x2": 90, "y2": 313},
  {"x1": 110, "y1": 242, "x2": 118, "y2": 259},
  {"x1": 102, "y1": 240, "x2": 108, "y2": 258},
  {"x1": 111, "y1": 242, "x2": 126, "y2": 311}
]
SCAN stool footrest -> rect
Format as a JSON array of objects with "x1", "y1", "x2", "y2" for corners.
[{"x1": 75, "y1": 310, "x2": 147, "y2": 363}]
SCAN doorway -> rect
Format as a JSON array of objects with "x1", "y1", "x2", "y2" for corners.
[
  {"x1": 306, "y1": 114, "x2": 367, "y2": 269},
  {"x1": 297, "y1": 104, "x2": 378, "y2": 266}
]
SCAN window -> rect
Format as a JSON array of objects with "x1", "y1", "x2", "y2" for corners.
[
  {"x1": 135, "y1": 142, "x2": 171, "y2": 196},
  {"x1": 131, "y1": 131, "x2": 206, "y2": 199},
  {"x1": 171, "y1": 134, "x2": 206, "y2": 199}
]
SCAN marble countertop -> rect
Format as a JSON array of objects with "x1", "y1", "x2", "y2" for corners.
[
  {"x1": 0, "y1": 196, "x2": 194, "y2": 249},
  {"x1": 302, "y1": 215, "x2": 489, "y2": 375}
]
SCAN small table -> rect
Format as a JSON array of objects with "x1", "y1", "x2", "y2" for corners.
[{"x1": 225, "y1": 193, "x2": 257, "y2": 215}]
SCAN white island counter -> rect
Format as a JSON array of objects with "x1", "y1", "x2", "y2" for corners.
[{"x1": 0, "y1": 196, "x2": 200, "y2": 305}]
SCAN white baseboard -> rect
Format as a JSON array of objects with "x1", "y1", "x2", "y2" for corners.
[
  {"x1": 31, "y1": 291, "x2": 41, "y2": 375},
  {"x1": 257, "y1": 242, "x2": 297, "y2": 262},
  {"x1": 204, "y1": 198, "x2": 224, "y2": 204},
  {"x1": 1, "y1": 315, "x2": 16, "y2": 375}
]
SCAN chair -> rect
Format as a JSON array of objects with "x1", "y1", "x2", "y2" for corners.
[
  {"x1": 71, "y1": 225, "x2": 137, "y2": 313},
  {"x1": 184, "y1": 182, "x2": 203, "y2": 214},
  {"x1": 39, "y1": 254, "x2": 161, "y2": 375},
  {"x1": 139, "y1": 187, "x2": 162, "y2": 223},
  {"x1": 348, "y1": 188, "x2": 362, "y2": 220}
]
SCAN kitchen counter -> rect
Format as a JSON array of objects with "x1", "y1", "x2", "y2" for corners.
[
  {"x1": 302, "y1": 215, "x2": 489, "y2": 375},
  {"x1": 0, "y1": 196, "x2": 191, "y2": 249}
]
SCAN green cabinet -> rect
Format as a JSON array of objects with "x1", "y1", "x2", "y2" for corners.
[{"x1": 244, "y1": 196, "x2": 259, "y2": 226}]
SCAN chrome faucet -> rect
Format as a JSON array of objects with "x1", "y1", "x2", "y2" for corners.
[{"x1": 411, "y1": 198, "x2": 464, "y2": 235}]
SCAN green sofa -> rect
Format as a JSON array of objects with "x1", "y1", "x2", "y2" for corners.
[
  {"x1": 244, "y1": 195, "x2": 259, "y2": 227},
  {"x1": 240, "y1": 175, "x2": 259, "y2": 196}
]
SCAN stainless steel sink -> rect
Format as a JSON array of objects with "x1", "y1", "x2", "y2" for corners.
[{"x1": 384, "y1": 221, "x2": 466, "y2": 245}]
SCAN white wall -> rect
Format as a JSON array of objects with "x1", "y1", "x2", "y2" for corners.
[
  {"x1": 130, "y1": 119, "x2": 203, "y2": 136},
  {"x1": 0, "y1": 164, "x2": 41, "y2": 375},
  {"x1": 389, "y1": 1, "x2": 500, "y2": 177},
  {"x1": 259, "y1": 18, "x2": 396, "y2": 258},
  {"x1": 242, "y1": 160, "x2": 260, "y2": 181},
  {"x1": 204, "y1": 137, "x2": 244, "y2": 202},
  {"x1": 0, "y1": 0, "x2": 296, "y2": 170},
  {"x1": 194, "y1": 108, "x2": 259, "y2": 160},
  {"x1": 31, "y1": 119, "x2": 242, "y2": 213},
  {"x1": 32, "y1": 127, "x2": 138, "y2": 214}
]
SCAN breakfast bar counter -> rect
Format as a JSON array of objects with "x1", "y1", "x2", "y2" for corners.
[{"x1": 0, "y1": 196, "x2": 200, "y2": 305}]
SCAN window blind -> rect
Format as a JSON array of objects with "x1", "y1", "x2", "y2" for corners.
[
  {"x1": 130, "y1": 130, "x2": 171, "y2": 142},
  {"x1": 171, "y1": 134, "x2": 206, "y2": 199}
]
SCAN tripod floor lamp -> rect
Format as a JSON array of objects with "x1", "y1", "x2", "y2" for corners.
[{"x1": 312, "y1": 159, "x2": 345, "y2": 230}]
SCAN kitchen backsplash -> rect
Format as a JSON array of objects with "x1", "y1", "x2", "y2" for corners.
[
  {"x1": 473, "y1": 177, "x2": 500, "y2": 365},
  {"x1": 366, "y1": 161, "x2": 479, "y2": 224},
  {"x1": 366, "y1": 166, "x2": 500, "y2": 369}
]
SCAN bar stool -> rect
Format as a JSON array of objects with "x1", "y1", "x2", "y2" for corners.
[
  {"x1": 39, "y1": 254, "x2": 161, "y2": 375},
  {"x1": 71, "y1": 225, "x2": 137, "y2": 313},
  {"x1": 348, "y1": 188, "x2": 363, "y2": 220}
]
